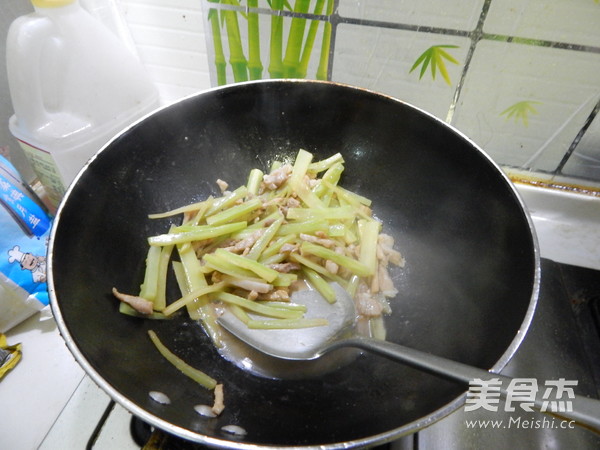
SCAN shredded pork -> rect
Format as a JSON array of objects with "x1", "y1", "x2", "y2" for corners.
[{"x1": 112, "y1": 288, "x2": 153, "y2": 315}]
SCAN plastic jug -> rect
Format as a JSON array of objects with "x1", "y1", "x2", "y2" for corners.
[{"x1": 6, "y1": 0, "x2": 160, "y2": 208}]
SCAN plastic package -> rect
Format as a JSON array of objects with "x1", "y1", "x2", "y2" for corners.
[
  {"x1": 0, "y1": 155, "x2": 53, "y2": 333},
  {"x1": 6, "y1": 0, "x2": 159, "y2": 207}
]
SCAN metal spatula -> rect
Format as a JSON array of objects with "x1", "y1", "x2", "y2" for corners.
[{"x1": 218, "y1": 283, "x2": 600, "y2": 432}]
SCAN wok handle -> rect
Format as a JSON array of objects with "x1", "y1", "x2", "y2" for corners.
[{"x1": 338, "y1": 336, "x2": 600, "y2": 433}]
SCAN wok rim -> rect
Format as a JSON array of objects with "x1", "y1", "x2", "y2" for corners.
[{"x1": 48, "y1": 79, "x2": 541, "y2": 449}]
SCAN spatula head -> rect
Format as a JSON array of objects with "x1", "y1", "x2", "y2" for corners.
[{"x1": 218, "y1": 283, "x2": 357, "y2": 360}]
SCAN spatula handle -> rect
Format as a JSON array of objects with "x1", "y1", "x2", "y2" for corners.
[{"x1": 337, "y1": 336, "x2": 600, "y2": 433}]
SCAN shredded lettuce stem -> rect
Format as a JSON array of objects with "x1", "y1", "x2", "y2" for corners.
[
  {"x1": 163, "y1": 281, "x2": 227, "y2": 317},
  {"x1": 247, "y1": 317, "x2": 329, "y2": 329},
  {"x1": 148, "y1": 221, "x2": 247, "y2": 246},
  {"x1": 148, "y1": 330, "x2": 217, "y2": 390},
  {"x1": 139, "y1": 245, "x2": 161, "y2": 301},
  {"x1": 302, "y1": 267, "x2": 336, "y2": 303},
  {"x1": 213, "y1": 291, "x2": 304, "y2": 319},
  {"x1": 123, "y1": 149, "x2": 402, "y2": 362},
  {"x1": 300, "y1": 241, "x2": 373, "y2": 277}
]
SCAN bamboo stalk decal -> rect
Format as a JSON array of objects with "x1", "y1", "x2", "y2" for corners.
[
  {"x1": 247, "y1": 0, "x2": 263, "y2": 79},
  {"x1": 222, "y1": 0, "x2": 248, "y2": 82},
  {"x1": 316, "y1": 0, "x2": 333, "y2": 80},
  {"x1": 268, "y1": 0, "x2": 285, "y2": 78},
  {"x1": 206, "y1": 0, "x2": 335, "y2": 83},
  {"x1": 297, "y1": 0, "x2": 325, "y2": 78},
  {"x1": 208, "y1": 7, "x2": 228, "y2": 85},
  {"x1": 282, "y1": 0, "x2": 311, "y2": 78}
]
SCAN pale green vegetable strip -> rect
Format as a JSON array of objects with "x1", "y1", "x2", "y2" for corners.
[
  {"x1": 202, "y1": 253, "x2": 259, "y2": 280},
  {"x1": 289, "y1": 252, "x2": 346, "y2": 286},
  {"x1": 148, "y1": 221, "x2": 247, "y2": 246},
  {"x1": 301, "y1": 241, "x2": 373, "y2": 277},
  {"x1": 177, "y1": 243, "x2": 208, "y2": 288},
  {"x1": 260, "y1": 234, "x2": 297, "y2": 258},
  {"x1": 307, "y1": 152, "x2": 343, "y2": 173},
  {"x1": 205, "y1": 197, "x2": 262, "y2": 226},
  {"x1": 147, "y1": 198, "x2": 212, "y2": 219},
  {"x1": 328, "y1": 223, "x2": 346, "y2": 237},
  {"x1": 344, "y1": 225, "x2": 359, "y2": 245},
  {"x1": 369, "y1": 316, "x2": 387, "y2": 340},
  {"x1": 295, "y1": 183, "x2": 326, "y2": 209},
  {"x1": 246, "y1": 168, "x2": 264, "y2": 196},
  {"x1": 313, "y1": 162, "x2": 344, "y2": 199},
  {"x1": 214, "y1": 248, "x2": 279, "y2": 282},
  {"x1": 276, "y1": 219, "x2": 329, "y2": 237},
  {"x1": 172, "y1": 261, "x2": 197, "y2": 316},
  {"x1": 286, "y1": 205, "x2": 354, "y2": 221},
  {"x1": 206, "y1": 185, "x2": 248, "y2": 215},
  {"x1": 172, "y1": 261, "x2": 187, "y2": 288},
  {"x1": 273, "y1": 272, "x2": 298, "y2": 287},
  {"x1": 176, "y1": 244, "x2": 210, "y2": 323},
  {"x1": 247, "y1": 317, "x2": 328, "y2": 329},
  {"x1": 139, "y1": 245, "x2": 162, "y2": 301},
  {"x1": 288, "y1": 150, "x2": 324, "y2": 208},
  {"x1": 148, "y1": 330, "x2": 217, "y2": 390},
  {"x1": 184, "y1": 196, "x2": 214, "y2": 226},
  {"x1": 231, "y1": 211, "x2": 281, "y2": 239},
  {"x1": 303, "y1": 267, "x2": 336, "y2": 303},
  {"x1": 246, "y1": 216, "x2": 283, "y2": 260},
  {"x1": 327, "y1": 182, "x2": 372, "y2": 207},
  {"x1": 214, "y1": 292, "x2": 304, "y2": 319},
  {"x1": 230, "y1": 304, "x2": 251, "y2": 324},
  {"x1": 289, "y1": 149, "x2": 313, "y2": 192},
  {"x1": 256, "y1": 301, "x2": 307, "y2": 312},
  {"x1": 258, "y1": 253, "x2": 286, "y2": 266},
  {"x1": 153, "y1": 242, "x2": 174, "y2": 311},
  {"x1": 163, "y1": 281, "x2": 227, "y2": 317},
  {"x1": 175, "y1": 244, "x2": 207, "y2": 291},
  {"x1": 358, "y1": 219, "x2": 381, "y2": 276},
  {"x1": 221, "y1": 274, "x2": 272, "y2": 294}
]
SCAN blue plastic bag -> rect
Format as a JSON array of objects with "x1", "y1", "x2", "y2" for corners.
[{"x1": 0, "y1": 155, "x2": 52, "y2": 332}]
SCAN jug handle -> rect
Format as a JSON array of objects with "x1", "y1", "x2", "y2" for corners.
[{"x1": 7, "y1": 15, "x2": 59, "y2": 134}]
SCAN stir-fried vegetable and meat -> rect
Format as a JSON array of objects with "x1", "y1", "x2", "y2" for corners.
[{"x1": 113, "y1": 149, "x2": 405, "y2": 404}]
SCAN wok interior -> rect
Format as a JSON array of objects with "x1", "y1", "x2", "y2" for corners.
[{"x1": 50, "y1": 81, "x2": 536, "y2": 447}]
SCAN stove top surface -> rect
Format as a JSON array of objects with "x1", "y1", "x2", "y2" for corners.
[{"x1": 65, "y1": 258, "x2": 600, "y2": 449}]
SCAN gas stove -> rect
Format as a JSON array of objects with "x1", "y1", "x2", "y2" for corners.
[{"x1": 34, "y1": 257, "x2": 600, "y2": 450}]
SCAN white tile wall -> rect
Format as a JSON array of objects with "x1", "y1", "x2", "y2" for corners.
[
  {"x1": 91, "y1": 0, "x2": 600, "y2": 184},
  {"x1": 333, "y1": 24, "x2": 469, "y2": 120},
  {"x1": 452, "y1": 40, "x2": 600, "y2": 171},
  {"x1": 120, "y1": 0, "x2": 210, "y2": 104},
  {"x1": 484, "y1": 0, "x2": 600, "y2": 48},
  {"x1": 338, "y1": 0, "x2": 485, "y2": 31}
]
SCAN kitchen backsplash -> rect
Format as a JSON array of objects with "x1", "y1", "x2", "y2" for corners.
[{"x1": 2, "y1": 0, "x2": 599, "y2": 189}]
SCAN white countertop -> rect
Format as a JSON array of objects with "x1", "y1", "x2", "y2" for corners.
[{"x1": 1, "y1": 183, "x2": 599, "y2": 450}]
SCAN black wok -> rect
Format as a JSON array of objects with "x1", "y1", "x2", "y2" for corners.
[{"x1": 48, "y1": 80, "x2": 539, "y2": 448}]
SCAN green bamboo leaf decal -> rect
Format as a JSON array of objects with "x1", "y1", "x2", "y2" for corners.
[
  {"x1": 409, "y1": 45, "x2": 459, "y2": 85},
  {"x1": 500, "y1": 101, "x2": 541, "y2": 127}
]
